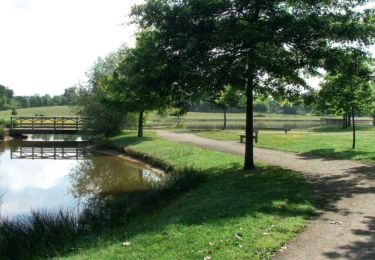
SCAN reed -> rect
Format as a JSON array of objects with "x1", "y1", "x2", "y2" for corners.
[{"x1": 0, "y1": 160, "x2": 204, "y2": 259}]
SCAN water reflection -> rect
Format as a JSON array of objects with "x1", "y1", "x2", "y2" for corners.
[
  {"x1": 0, "y1": 135, "x2": 160, "y2": 218},
  {"x1": 10, "y1": 141, "x2": 88, "y2": 160},
  {"x1": 70, "y1": 156, "x2": 161, "y2": 198}
]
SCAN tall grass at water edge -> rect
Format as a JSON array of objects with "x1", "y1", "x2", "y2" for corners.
[{"x1": 0, "y1": 157, "x2": 204, "y2": 259}]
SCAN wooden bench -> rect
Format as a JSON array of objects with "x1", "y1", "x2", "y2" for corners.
[
  {"x1": 257, "y1": 128, "x2": 291, "y2": 134},
  {"x1": 239, "y1": 128, "x2": 291, "y2": 144},
  {"x1": 240, "y1": 130, "x2": 259, "y2": 144}
]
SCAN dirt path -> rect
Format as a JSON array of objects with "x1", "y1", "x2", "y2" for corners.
[{"x1": 157, "y1": 131, "x2": 375, "y2": 260}]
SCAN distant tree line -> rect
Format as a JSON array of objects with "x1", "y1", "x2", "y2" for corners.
[
  {"x1": 0, "y1": 84, "x2": 14, "y2": 110},
  {"x1": 0, "y1": 85, "x2": 79, "y2": 111}
]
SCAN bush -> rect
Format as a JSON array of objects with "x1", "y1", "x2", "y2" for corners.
[{"x1": 11, "y1": 107, "x2": 17, "y2": 116}]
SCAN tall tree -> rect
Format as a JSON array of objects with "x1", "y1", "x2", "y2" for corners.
[
  {"x1": 211, "y1": 85, "x2": 244, "y2": 130},
  {"x1": 76, "y1": 47, "x2": 131, "y2": 138},
  {"x1": 0, "y1": 84, "x2": 14, "y2": 110},
  {"x1": 318, "y1": 52, "x2": 374, "y2": 149},
  {"x1": 132, "y1": 0, "x2": 374, "y2": 169},
  {"x1": 113, "y1": 29, "x2": 177, "y2": 137}
]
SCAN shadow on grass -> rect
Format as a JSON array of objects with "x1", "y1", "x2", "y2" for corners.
[
  {"x1": 0, "y1": 162, "x2": 315, "y2": 259},
  {"x1": 309, "y1": 125, "x2": 374, "y2": 133},
  {"x1": 300, "y1": 148, "x2": 375, "y2": 163},
  {"x1": 108, "y1": 133, "x2": 155, "y2": 150}
]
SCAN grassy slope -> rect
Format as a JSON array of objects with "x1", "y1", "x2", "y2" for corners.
[
  {"x1": 62, "y1": 132, "x2": 314, "y2": 260},
  {"x1": 196, "y1": 127, "x2": 375, "y2": 163},
  {"x1": 0, "y1": 106, "x2": 75, "y2": 121}
]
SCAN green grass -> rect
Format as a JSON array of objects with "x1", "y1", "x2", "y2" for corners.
[
  {"x1": 59, "y1": 131, "x2": 314, "y2": 260},
  {"x1": 0, "y1": 106, "x2": 76, "y2": 121},
  {"x1": 149, "y1": 112, "x2": 330, "y2": 121},
  {"x1": 195, "y1": 127, "x2": 375, "y2": 163},
  {"x1": 147, "y1": 112, "x2": 372, "y2": 130}
]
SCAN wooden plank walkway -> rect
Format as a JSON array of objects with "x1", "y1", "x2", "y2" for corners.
[{"x1": 9, "y1": 116, "x2": 88, "y2": 135}]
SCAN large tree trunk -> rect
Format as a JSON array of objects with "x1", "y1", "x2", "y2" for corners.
[
  {"x1": 138, "y1": 110, "x2": 144, "y2": 138},
  {"x1": 373, "y1": 114, "x2": 375, "y2": 127},
  {"x1": 352, "y1": 107, "x2": 356, "y2": 150},
  {"x1": 342, "y1": 114, "x2": 346, "y2": 129},
  {"x1": 244, "y1": 74, "x2": 255, "y2": 170},
  {"x1": 223, "y1": 107, "x2": 227, "y2": 130}
]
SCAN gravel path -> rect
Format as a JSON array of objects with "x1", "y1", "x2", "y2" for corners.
[{"x1": 157, "y1": 131, "x2": 375, "y2": 260}]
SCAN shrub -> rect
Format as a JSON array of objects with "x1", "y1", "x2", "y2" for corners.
[{"x1": 11, "y1": 107, "x2": 17, "y2": 116}]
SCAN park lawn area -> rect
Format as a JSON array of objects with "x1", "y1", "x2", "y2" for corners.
[
  {"x1": 0, "y1": 106, "x2": 76, "y2": 121},
  {"x1": 61, "y1": 131, "x2": 314, "y2": 260},
  {"x1": 196, "y1": 127, "x2": 375, "y2": 163},
  {"x1": 149, "y1": 112, "x2": 332, "y2": 121}
]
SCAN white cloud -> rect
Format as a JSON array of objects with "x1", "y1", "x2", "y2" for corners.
[
  {"x1": 0, "y1": 0, "x2": 144, "y2": 96},
  {"x1": 0, "y1": 1, "x2": 373, "y2": 96}
]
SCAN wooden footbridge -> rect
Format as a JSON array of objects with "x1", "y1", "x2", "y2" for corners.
[{"x1": 9, "y1": 116, "x2": 87, "y2": 136}]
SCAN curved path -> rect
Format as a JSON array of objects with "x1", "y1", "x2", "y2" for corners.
[{"x1": 157, "y1": 131, "x2": 375, "y2": 260}]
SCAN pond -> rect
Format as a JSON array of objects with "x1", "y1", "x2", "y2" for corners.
[{"x1": 0, "y1": 135, "x2": 161, "y2": 218}]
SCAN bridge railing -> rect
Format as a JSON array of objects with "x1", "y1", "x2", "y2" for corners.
[
  {"x1": 10, "y1": 142, "x2": 88, "y2": 160},
  {"x1": 10, "y1": 117, "x2": 87, "y2": 130}
]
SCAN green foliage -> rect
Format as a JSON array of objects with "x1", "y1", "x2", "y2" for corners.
[
  {"x1": 57, "y1": 132, "x2": 314, "y2": 259},
  {"x1": 132, "y1": 0, "x2": 374, "y2": 168},
  {"x1": 0, "y1": 84, "x2": 14, "y2": 111},
  {"x1": 254, "y1": 103, "x2": 268, "y2": 114},
  {"x1": 11, "y1": 107, "x2": 17, "y2": 116},
  {"x1": 212, "y1": 85, "x2": 244, "y2": 109},
  {"x1": 318, "y1": 52, "x2": 374, "y2": 116},
  {"x1": 76, "y1": 47, "x2": 136, "y2": 139},
  {"x1": 76, "y1": 87, "x2": 131, "y2": 139}
]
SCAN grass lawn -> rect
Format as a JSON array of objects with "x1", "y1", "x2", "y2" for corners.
[
  {"x1": 148, "y1": 112, "x2": 334, "y2": 121},
  {"x1": 195, "y1": 127, "x2": 375, "y2": 163},
  {"x1": 60, "y1": 131, "x2": 314, "y2": 260},
  {"x1": 0, "y1": 106, "x2": 75, "y2": 121}
]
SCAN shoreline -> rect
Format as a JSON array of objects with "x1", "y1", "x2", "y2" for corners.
[{"x1": 92, "y1": 148, "x2": 166, "y2": 177}]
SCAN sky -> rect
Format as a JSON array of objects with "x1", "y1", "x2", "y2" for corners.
[
  {"x1": 0, "y1": 1, "x2": 373, "y2": 96},
  {"x1": 0, "y1": 0, "x2": 144, "y2": 96}
]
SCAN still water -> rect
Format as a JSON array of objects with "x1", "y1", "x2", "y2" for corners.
[{"x1": 0, "y1": 135, "x2": 161, "y2": 218}]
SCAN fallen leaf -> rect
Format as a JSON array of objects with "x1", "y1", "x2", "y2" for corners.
[
  {"x1": 328, "y1": 221, "x2": 343, "y2": 225},
  {"x1": 204, "y1": 256, "x2": 211, "y2": 260},
  {"x1": 235, "y1": 232, "x2": 243, "y2": 240},
  {"x1": 279, "y1": 245, "x2": 287, "y2": 252}
]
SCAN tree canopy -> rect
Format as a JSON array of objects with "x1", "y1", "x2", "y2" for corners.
[{"x1": 132, "y1": 0, "x2": 375, "y2": 169}]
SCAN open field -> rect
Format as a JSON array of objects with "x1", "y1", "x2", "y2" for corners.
[
  {"x1": 54, "y1": 131, "x2": 314, "y2": 259},
  {"x1": 146, "y1": 112, "x2": 372, "y2": 129},
  {"x1": 0, "y1": 106, "x2": 372, "y2": 130},
  {"x1": 0, "y1": 106, "x2": 76, "y2": 122},
  {"x1": 195, "y1": 126, "x2": 375, "y2": 163}
]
